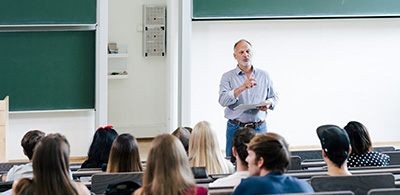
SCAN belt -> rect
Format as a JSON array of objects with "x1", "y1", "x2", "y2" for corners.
[{"x1": 229, "y1": 119, "x2": 265, "y2": 129}]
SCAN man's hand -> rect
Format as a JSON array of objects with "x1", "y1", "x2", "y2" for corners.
[
  {"x1": 234, "y1": 78, "x2": 257, "y2": 98},
  {"x1": 242, "y1": 78, "x2": 257, "y2": 89},
  {"x1": 256, "y1": 100, "x2": 272, "y2": 111}
]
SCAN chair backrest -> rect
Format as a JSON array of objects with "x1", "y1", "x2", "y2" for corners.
[
  {"x1": 368, "y1": 188, "x2": 400, "y2": 195},
  {"x1": 284, "y1": 191, "x2": 355, "y2": 195},
  {"x1": 290, "y1": 155, "x2": 302, "y2": 170},
  {"x1": 0, "y1": 181, "x2": 13, "y2": 192},
  {"x1": 311, "y1": 173, "x2": 395, "y2": 195},
  {"x1": 208, "y1": 187, "x2": 234, "y2": 195},
  {"x1": 373, "y1": 146, "x2": 395, "y2": 153},
  {"x1": 383, "y1": 151, "x2": 400, "y2": 165},
  {"x1": 91, "y1": 172, "x2": 143, "y2": 195},
  {"x1": 291, "y1": 150, "x2": 323, "y2": 161},
  {"x1": 0, "y1": 162, "x2": 28, "y2": 172}
]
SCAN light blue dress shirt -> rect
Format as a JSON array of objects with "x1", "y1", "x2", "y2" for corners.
[{"x1": 219, "y1": 66, "x2": 278, "y2": 123}]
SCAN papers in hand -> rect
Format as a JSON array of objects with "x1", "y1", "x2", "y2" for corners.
[{"x1": 234, "y1": 102, "x2": 271, "y2": 110}]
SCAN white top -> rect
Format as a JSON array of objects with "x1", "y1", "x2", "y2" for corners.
[
  {"x1": 208, "y1": 171, "x2": 249, "y2": 188},
  {"x1": 5, "y1": 163, "x2": 33, "y2": 182},
  {"x1": 5, "y1": 162, "x2": 73, "y2": 182}
]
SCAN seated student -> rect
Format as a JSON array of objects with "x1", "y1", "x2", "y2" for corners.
[
  {"x1": 12, "y1": 134, "x2": 90, "y2": 195},
  {"x1": 133, "y1": 134, "x2": 207, "y2": 195},
  {"x1": 81, "y1": 126, "x2": 118, "y2": 168},
  {"x1": 171, "y1": 127, "x2": 192, "y2": 154},
  {"x1": 106, "y1": 133, "x2": 143, "y2": 173},
  {"x1": 233, "y1": 133, "x2": 314, "y2": 195},
  {"x1": 209, "y1": 127, "x2": 256, "y2": 187},
  {"x1": 188, "y1": 121, "x2": 234, "y2": 174},
  {"x1": 317, "y1": 125, "x2": 352, "y2": 176},
  {"x1": 6, "y1": 130, "x2": 45, "y2": 182},
  {"x1": 344, "y1": 121, "x2": 390, "y2": 167}
]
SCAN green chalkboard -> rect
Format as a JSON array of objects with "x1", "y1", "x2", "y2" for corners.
[
  {"x1": 0, "y1": 31, "x2": 95, "y2": 111},
  {"x1": 0, "y1": 0, "x2": 96, "y2": 25},
  {"x1": 193, "y1": 0, "x2": 400, "y2": 20}
]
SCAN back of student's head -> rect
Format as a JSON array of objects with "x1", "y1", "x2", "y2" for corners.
[
  {"x1": 248, "y1": 133, "x2": 290, "y2": 174},
  {"x1": 171, "y1": 127, "x2": 192, "y2": 154},
  {"x1": 231, "y1": 127, "x2": 256, "y2": 167},
  {"x1": 86, "y1": 126, "x2": 118, "y2": 167},
  {"x1": 189, "y1": 121, "x2": 231, "y2": 174},
  {"x1": 15, "y1": 133, "x2": 78, "y2": 195},
  {"x1": 21, "y1": 130, "x2": 45, "y2": 160},
  {"x1": 317, "y1": 125, "x2": 350, "y2": 168},
  {"x1": 107, "y1": 133, "x2": 143, "y2": 173},
  {"x1": 344, "y1": 121, "x2": 372, "y2": 155},
  {"x1": 143, "y1": 134, "x2": 195, "y2": 195}
]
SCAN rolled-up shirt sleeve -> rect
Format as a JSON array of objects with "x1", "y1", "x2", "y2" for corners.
[
  {"x1": 266, "y1": 79, "x2": 278, "y2": 110},
  {"x1": 219, "y1": 73, "x2": 238, "y2": 107}
]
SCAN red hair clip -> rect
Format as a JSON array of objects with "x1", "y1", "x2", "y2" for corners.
[{"x1": 96, "y1": 125, "x2": 113, "y2": 131}]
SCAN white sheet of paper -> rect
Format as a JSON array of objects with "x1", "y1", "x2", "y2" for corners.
[{"x1": 233, "y1": 102, "x2": 270, "y2": 110}]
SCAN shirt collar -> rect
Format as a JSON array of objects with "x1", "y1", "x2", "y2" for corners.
[{"x1": 235, "y1": 65, "x2": 257, "y2": 75}]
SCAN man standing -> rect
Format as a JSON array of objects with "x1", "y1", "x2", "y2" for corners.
[{"x1": 219, "y1": 39, "x2": 278, "y2": 157}]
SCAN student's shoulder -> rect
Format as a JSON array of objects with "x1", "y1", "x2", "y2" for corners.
[
  {"x1": 239, "y1": 175, "x2": 266, "y2": 186},
  {"x1": 286, "y1": 175, "x2": 314, "y2": 191}
]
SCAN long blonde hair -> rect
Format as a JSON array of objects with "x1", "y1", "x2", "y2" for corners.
[
  {"x1": 14, "y1": 134, "x2": 78, "y2": 195},
  {"x1": 106, "y1": 133, "x2": 143, "y2": 173},
  {"x1": 189, "y1": 121, "x2": 233, "y2": 174},
  {"x1": 142, "y1": 134, "x2": 196, "y2": 195}
]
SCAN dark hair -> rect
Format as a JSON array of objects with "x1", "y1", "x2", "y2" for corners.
[
  {"x1": 234, "y1": 39, "x2": 252, "y2": 52},
  {"x1": 248, "y1": 133, "x2": 290, "y2": 174},
  {"x1": 171, "y1": 127, "x2": 192, "y2": 154},
  {"x1": 344, "y1": 121, "x2": 372, "y2": 155},
  {"x1": 82, "y1": 127, "x2": 118, "y2": 168},
  {"x1": 230, "y1": 128, "x2": 256, "y2": 167},
  {"x1": 107, "y1": 133, "x2": 143, "y2": 173},
  {"x1": 21, "y1": 130, "x2": 45, "y2": 160},
  {"x1": 15, "y1": 134, "x2": 78, "y2": 195}
]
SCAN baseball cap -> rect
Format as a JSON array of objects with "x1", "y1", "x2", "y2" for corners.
[{"x1": 317, "y1": 125, "x2": 350, "y2": 166}]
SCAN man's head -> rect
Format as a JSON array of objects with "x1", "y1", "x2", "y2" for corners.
[
  {"x1": 246, "y1": 133, "x2": 290, "y2": 176},
  {"x1": 317, "y1": 125, "x2": 350, "y2": 168},
  {"x1": 233, "y1": 39, "x2": 253, "y2": 67},
  {"x1": 231, "y1": 127, "x2": 256, "y2": 167},
  {"x1": 21, "y1": 130, "x2": 45, "y2": 160}
]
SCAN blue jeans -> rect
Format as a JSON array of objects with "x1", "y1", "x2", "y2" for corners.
[{"x1": 225, "y1": 120, "x2": 267, "y2": 157}]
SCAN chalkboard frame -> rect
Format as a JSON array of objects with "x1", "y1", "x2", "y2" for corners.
[{"x1": 192, "y1": 0, "x2": 400, "y2": 20}]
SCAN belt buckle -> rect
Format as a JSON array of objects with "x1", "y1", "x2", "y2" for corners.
[{"x1": 244, "y1": 123, "x2": 256, "y2": 128}]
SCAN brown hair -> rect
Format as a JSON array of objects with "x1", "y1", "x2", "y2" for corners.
[
  {"x1": 231, "y1": 127, "x2": 256, "y2": 166},
  {"x1": 171, "y1": 127, "x2": 192, "y2": 154},
  {"x1": 344, "y1": 121, "x2": 373, "y2": 155},
  {"x1": 107, "y1": 133, "x2": 143, "y2": 173},
  {"x1": 142, "y1": 134, "x2": 196, "y2": 195},
  {"x1": 21, "y1": 130, "x2": 45, "y2": 160},
  {"x1": 248, "y1": 133, "x2": 291, "y2": 174},
  {"x1": 14, "y1": 133, "x2": 78, "y2": 195}
]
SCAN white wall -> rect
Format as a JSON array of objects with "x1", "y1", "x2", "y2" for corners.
[
  {"x1": 108, "y1": 0, "x2": 168, "y2": 137},
  {"x1": 8, "y1": 111, "x2": 95, "y2": 160},
  {"x1": 190, "y1": 18, "x2": 400, "y2": 149}
]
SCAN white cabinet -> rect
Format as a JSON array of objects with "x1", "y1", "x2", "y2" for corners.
[{"x1": 108, "y1": 53, "x2": 128, "y2": 79}]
